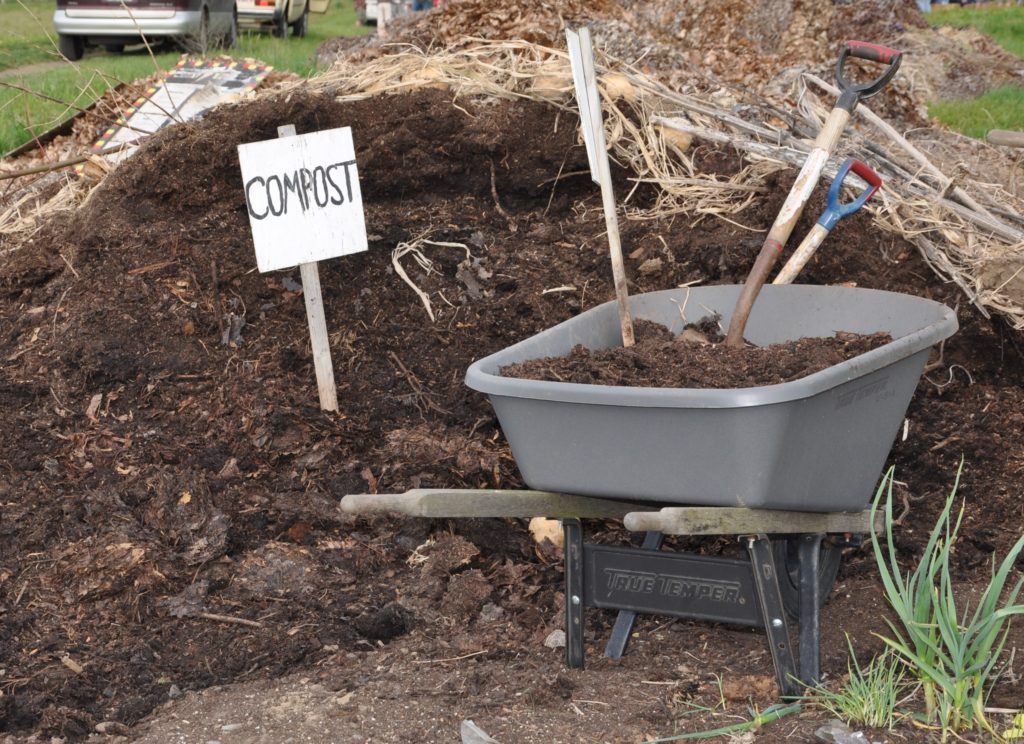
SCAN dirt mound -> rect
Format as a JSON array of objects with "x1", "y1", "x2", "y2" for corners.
[{"x1": 1, "y1": 85, "x2": 1024, "y2": 741}]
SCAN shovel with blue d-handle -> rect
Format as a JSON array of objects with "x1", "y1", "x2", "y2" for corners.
[
  {"x1": 772, "y1": 158, "x2": 881, "y2": 285},
  {"x1": 724, "y1": 40, "x2": 901, "y2": 346}
]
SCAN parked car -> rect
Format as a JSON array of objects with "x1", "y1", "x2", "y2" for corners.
[
  {"x1": 53, "y1": 0, "x2": 236, "y2": 60},
  {"x1": 236, "y1": 0, "x2": 327, "y2": 38}
]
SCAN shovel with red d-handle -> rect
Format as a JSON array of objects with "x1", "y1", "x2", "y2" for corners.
[
  {"x1": 723, "y1": 41, "x2": 902, "y2": 346},
  {"x1": 772, "y1": 158, "x2": 881, "y2": 285}
]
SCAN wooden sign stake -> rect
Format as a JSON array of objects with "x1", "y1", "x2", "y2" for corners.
[
  {"x1": 566, "y1": 27, "x2": 634, "y2": 347},
  {"x1": 277, "y1": 124, "x2": 339, "y2": 412}
]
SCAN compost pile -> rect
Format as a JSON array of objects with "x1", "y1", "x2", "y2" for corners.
[
  {"x1": 0, "y1": 13, "x2": 1023, "y2": 744},
  {"x1": 1, "y1": 82, "x2": 1024, "y2": 741},
  {"x1": 321, "y1": 0, "x2": 929, "y2": 93}
]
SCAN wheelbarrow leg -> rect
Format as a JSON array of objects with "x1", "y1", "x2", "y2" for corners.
[
  {"x1": 746, "y1": 535, "x2": 800, "y2": 698},
  {"x1": 798, "y1": 533, "x2": 825, "y2": 687},
  {"x1": 604, "y1": 531, "x2": 664, "y2": 659},
  {"x1": 563, "y1": 518, "x2": 585, "y2": 669}
]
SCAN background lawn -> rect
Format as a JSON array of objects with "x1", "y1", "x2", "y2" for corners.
[
  {"x1": 0, "y1": 0, "x2": 368, "y2": 154},
  {"x1": 926, "y1": 3, "x2": 1024, "y2": 57},
  {"x1": 925, "y1": 3, "x2": 1024, "y2": 138}
]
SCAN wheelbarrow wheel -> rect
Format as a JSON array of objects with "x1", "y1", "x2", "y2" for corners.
[{"x1": 771, "y1": 537, "x2": 843, "y2": 621}]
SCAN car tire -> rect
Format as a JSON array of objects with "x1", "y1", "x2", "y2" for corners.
[
  {"x1": 58, "y1": 34, "x2": 85, "y2": 61},
  {"x1": 184, "y1": 7, "x2": 210, "y2": 53},
  {"x1": 291, "y1": 3, "x2": 308, "y2": 37},
  {"x1": 103, "y1": 44, "x2": 125, "y2": 54},
  {"x1": 272, "y1": 6, "x2": 289, "y2": 38},
  {"x1": 221, "y1": 9, "x2": 238, "y2": 48}
]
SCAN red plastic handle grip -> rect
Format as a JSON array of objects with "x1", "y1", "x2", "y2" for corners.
[
  {"x1": 845, "y1": 40, "x2": 901, "y2": 65},
  {"x1": 849, "y1": 159, "x2": 882, "y2": 192}
]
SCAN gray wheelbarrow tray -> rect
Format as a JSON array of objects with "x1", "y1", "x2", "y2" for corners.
[{"x1": 465, "y1": 285, "x2": 957, "y2": 512}]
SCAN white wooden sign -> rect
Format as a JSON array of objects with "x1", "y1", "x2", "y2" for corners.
[
  {"x1": 238, "y1": 127, "x2": 368, "y2": 273},
  {"x1": 566, "y1": 27, "x2": 603, "y2": 184}
]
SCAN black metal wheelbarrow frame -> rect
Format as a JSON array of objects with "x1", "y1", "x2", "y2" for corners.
[
  {"x1": 344, "y1": 285, "x2": 954, "y2": 696},
  {"x1": 341, "y1": 489, "x2": 879, "y2": 697}
]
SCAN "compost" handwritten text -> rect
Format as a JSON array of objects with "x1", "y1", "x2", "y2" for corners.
[{"x1": 244, "y1": 160, "x2": 357, "y2": 220}]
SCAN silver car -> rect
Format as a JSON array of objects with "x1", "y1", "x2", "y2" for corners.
[{"x1": 53, "y1": 0, "x2": 237, "y2": 60}]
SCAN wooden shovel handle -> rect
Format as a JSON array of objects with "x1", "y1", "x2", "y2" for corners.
[{"x1": 723, "y1": 107, "x2": 851, "y2": 347}]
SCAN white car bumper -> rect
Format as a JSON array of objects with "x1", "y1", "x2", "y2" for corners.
[{"x1": 53, "y1": 8, "x2": 202, "y2": 37}]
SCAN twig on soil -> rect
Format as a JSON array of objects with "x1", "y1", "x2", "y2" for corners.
[
  {"x1": 489, "y1": 159, "x2": 517, "y2": 231},
  {"x1": 387, "y1": 351, "x2": 450, "y2": 416},
  {"x1": 923, "y1": 364, "x2": 975, "y2": 391},
  {"x1": 211, "y1": 260, "x2": 226, "y2": 340},
  {"x1": 413, "y1": 649, "x2": 487, "y2": 664},
  {"x1": 0, "y1": 143, "x2": 132, "y2": 182},
  {"x1": 59, "y1": 252, "x2": 80, "y2": 279},
  {"x1": 196, "y1": 611, "x2": 263, "y2": 628},
  {"x1": 543, "y1": 151, "x2": 575, "y2": 217},
  {"x1": 127, "y1": 259, "x2": 177, "y2": 275},
  {"x1": 60, "y1": 655, "x2": 84, "y2": 674},
  {"x1": 52, "y1": 287, "x2": 70, "y2": 335}
]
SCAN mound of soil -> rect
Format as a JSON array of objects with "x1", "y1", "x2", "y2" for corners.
[{"x1": 1, "y1": 87, "x2": 1023, "y2": 741}]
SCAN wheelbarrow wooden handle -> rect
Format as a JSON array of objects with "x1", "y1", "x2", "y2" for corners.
[
  {"x1": 624, "y1": 506, "x2": 881, "y2": 536},
  {"x1": 341, "y1": 489, "x2": 654, "y2": 518}
]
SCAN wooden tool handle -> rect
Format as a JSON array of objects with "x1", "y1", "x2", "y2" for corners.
[
  {"x1": 772, "y1": 224, "x2": 829, "y2": 285},
  {"x1": 341, "y1": 489, "x2": 654, "y2": 518},
  {"x1": 624, "y1": 507, "x2": 881, "y2": 536},
  {"x1": 723, "y1": 107, "x2": 852, "y2": 347},
  {"x1": 341, "y1": 493, "x2": 420, "y2": 515},
  {"x1": 987, "y1": 129, "x2": 1024, "y2": 148}
]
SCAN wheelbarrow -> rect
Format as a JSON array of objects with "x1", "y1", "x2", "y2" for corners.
[{"x1": 343, "y1": 284, "x2": 956, "y2": 696}]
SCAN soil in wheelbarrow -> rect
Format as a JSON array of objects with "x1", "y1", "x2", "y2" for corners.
[
  {"x1": 1, "y1": 88, "x2": 1023, "y2": 743},
  {"x1": 501, "y1": 319, "x2": 892, "y2": 388}
]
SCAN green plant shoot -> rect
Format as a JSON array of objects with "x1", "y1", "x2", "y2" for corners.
[{"x1": 870, "y1": 464, "x2": 1024, "y2": 741}]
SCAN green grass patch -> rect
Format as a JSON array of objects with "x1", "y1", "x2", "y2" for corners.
[
  {"x1": 0, "y1": 0, "x2": 368, "y2": 154},
  {"x1": 926, "y1": 4, "x2": 1024, "y2": 59},
  {"x1": 928, "y1": 84, "x2": 1024, "y2": 139},
  {"x1": 0, "y1": 0, "x2": 65, "y2": 70},
  {"x1": 923, "y1": 5, "x2": 1024, "y2": 139}
]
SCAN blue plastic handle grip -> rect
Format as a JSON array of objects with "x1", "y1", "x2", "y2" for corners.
[{"x1": 817, "y1": 158, "x2": 882, "y2": 231}]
